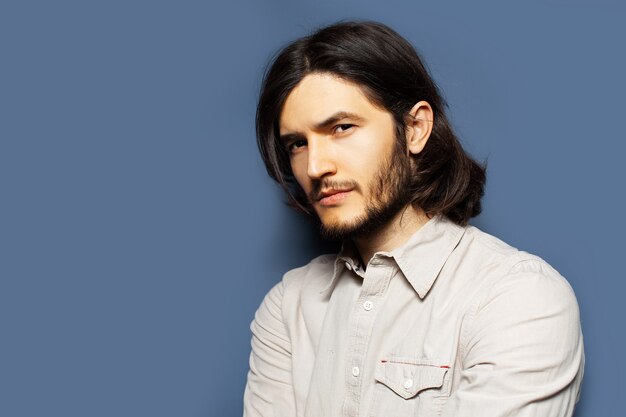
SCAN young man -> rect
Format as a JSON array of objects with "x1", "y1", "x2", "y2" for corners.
[{"x1": 244, "y1": 21, "x2": 584, "y2": 417}]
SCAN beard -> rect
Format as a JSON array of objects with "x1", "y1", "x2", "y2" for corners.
[{"x1": 311, "y1": 138, "x2": 414, "y2": 242}]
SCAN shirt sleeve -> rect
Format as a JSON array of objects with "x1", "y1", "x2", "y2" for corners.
[
  {"x1": 243, "y1": 280, "x2": 297, "y2": 417},
  {"x1": 440, "y1": 258, "x2": 585, "y2": 417}
]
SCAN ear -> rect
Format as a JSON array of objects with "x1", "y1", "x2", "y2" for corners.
[{"x1": 404, "y1": 101, "x2": 434, "y2": 155}]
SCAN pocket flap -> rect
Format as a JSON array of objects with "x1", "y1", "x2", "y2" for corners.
[{"x1": 374, "y1": 359, "x2": 448, "y2": 400}]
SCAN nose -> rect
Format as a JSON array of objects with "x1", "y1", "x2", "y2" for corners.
[{"x1": 306, "y1": 138, "x2": 336, "y2": 179}]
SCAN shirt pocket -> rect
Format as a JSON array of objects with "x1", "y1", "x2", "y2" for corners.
[{"x1": 370, "y1": 357, "x2": 450, "y2": 416}]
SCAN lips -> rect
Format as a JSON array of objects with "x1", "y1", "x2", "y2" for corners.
[
  {"x1": 318, "y1": 188, "x2": 352, "y2": 200},
  {"x1": 317, "y1": 188, "x2": 353, "y2": 206}
]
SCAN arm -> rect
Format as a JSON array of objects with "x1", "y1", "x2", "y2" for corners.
[
  {"x1": 243, "y1": 280, "x2": 296, "y2": 417},
  {"x1": 441, "y1": 259, "x2": 585, "y2": 417}
]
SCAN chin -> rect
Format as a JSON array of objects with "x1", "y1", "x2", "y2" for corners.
[
  {"x1": 319, "y1": 209, "x2": 362, "y2": 227},
  {"x1": 317, "y1": 212, "x2": 369, "y2": 240}
]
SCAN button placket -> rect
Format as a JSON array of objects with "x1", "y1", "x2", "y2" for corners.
[{"x1": 344, "y1": 261, "x2": 395, "y2": 414}]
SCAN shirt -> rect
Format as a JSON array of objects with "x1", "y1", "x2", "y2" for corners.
[{"x1": 243, "y1": 214, "x2": 585, "y2": 417}]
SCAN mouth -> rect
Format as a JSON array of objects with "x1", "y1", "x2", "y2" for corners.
[{"x1": 317, "y1": 188, "x2": 353, "y2": 206}]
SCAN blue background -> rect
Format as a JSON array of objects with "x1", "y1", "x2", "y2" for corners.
[{"x1": 1, "y1": 0, "x2": 624, "y2": 416}]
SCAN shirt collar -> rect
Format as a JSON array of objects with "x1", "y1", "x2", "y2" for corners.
[
  {"x1": 390, "y1": 214, "x2": 466, "y2": 298},
  {"x1": 321, "y1": 240, "x2": 361, "y2": 295},
  {"x1": 321, "y1": 214, "x2": 466, "y2": 298}
]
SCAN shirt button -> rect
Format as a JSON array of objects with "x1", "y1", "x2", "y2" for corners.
[
  {"x1": 404, "y1": 379, "x2": 413, "y2": 389},
  {"x1": 351, "y1": 366, "x2": 360, "y2": 377},
  {"x1": 363, "y1": 300, "x2": 373, "y2": 311},
  {"x1": 345, "y1": 262, "x2": 352, "y2": 271}
]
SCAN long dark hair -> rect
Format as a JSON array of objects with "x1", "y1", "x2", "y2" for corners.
[{"x1": 256, "y1": 20, "x2": 486, "y2": 226}]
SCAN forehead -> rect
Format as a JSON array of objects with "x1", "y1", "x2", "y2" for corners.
[{"x1": 279, "y1": 73, "x2": 380, "y2": 134}]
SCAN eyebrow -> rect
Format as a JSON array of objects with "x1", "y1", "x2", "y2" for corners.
[{"x1": 279, "y1": 111, "x2": 365, "y2": 144}]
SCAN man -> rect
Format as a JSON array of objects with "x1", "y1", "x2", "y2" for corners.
[{"x1": 244, "y1": 20, "x2": 584, "y2": 417}]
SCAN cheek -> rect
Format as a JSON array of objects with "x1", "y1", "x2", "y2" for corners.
[{"x1": 290, "y1": 158, "x2": 310, "y2": 191}]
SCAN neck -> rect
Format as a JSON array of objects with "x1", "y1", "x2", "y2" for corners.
[{"x1": 353, "y1": 205, "x2": 431, "y2": 268}]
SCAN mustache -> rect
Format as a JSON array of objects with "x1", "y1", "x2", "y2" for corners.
[{"x1": 309, "y1": 179, "x2": 359, "y2": 201}]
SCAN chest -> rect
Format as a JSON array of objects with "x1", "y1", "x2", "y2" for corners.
[{"x1": 295, "y1": 265, "x2": 479, "y2": 417}]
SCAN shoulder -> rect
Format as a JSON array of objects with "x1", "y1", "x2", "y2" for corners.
[
  {"x1": 281, "y1": 253, "x2": 337, "y2": 290},
  {"x1": 252, "y1": 254, "x2": 337, "y2": 343},
  {"x1": 251, "y1": 253, "x2": 336, "y2": 324},
  {"x1": 450, "y1": 227, "x2": 585, "y2": 412},
  {"x1": 460, "y1": 224, "x2": 525, "y2": 266},
  {"x1": 489, "y1": 254, "x2": 580, "y2": 319},
  {"x1": 453, "y1": 224, "x2": 579, "y2": 317},
  {"x1": 259, "y1": 253, "x2": 337, "y2": 312},
  {"x1": 458, "y1": 225, "x2": 580, "y2": 328},
  {"x1": 461, "y1": 224, "x2": 570, "y2": 279}
]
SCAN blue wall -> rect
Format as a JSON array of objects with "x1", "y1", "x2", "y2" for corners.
[{"x1": 1, "y1": 1, "x2": 623, "y2": 416}]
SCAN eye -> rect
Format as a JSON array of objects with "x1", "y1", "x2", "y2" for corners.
[
  {"x1": 334, "y1": 124, "x2": 354, "y2": 134},
  {"x1": 287, "y1": 139, "x2": 307, "y2": 154}
]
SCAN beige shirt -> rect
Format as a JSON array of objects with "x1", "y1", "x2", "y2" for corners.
[{"x1": 243, "y1": 215, "x2": 584, "y2": 417}]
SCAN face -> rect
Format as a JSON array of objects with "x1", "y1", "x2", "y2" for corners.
[{"x1": 278, "y1": 72, "x2": 413, "y2": 240}]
